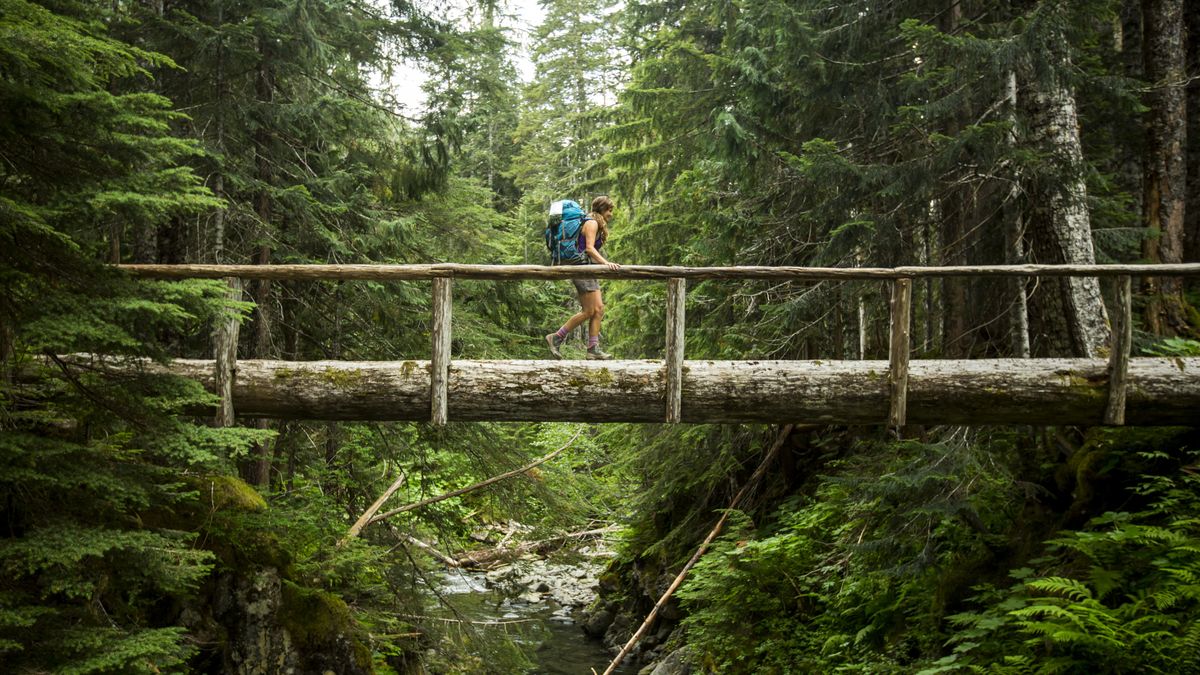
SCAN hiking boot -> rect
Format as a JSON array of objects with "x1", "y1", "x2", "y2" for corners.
[
  {"x1": 545, "y1": 333, "x2": 565, "y2": 359},
  {"x1": 586, "y1": 346, "x2": 613, "y2": 360}
]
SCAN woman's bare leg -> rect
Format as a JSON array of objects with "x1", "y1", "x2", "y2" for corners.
[
  {"x1": 562, "y1": 291, "x2": 601, "y2": 333},
  {"x1": 587, "y1": 289, "x2": 605, "y2": 339}
]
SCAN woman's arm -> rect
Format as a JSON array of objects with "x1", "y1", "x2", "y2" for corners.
[{"x1": 582, "y1": 220, "x2": 620, "y2": 269}]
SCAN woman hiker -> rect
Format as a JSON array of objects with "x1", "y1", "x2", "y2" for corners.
[{"x1": 546, "y1": 195, "x2": 620, "y2": 360}]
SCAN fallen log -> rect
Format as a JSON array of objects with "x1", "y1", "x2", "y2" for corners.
[
  {"x1": 395, "y1": 527, "x2": 618, "y2": 569},
  {"x1": 454, "y1": 526, "x2": 619, "y2": 568},
  {"x1": 43, "y1": 356, "x2": 1200, "y2": 426}
]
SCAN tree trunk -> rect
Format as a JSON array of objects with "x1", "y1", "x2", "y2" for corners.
[
  {"x1": 1004, "y1": 70, "x2": 1032, "y2": 358},
  {"x1": 1187, "y1": 2, "x2": 1200, "y2": 266},
  {"x1": 243, "y1": 37, "x2": 276, "y2": 488},
  {"x1": 81, "y1": 356, "x2": 1200, "y2": 426},
  {"x1": 1023, "y1": 45, "x2": 1110, "y2": 357},
  {"x1": 940, "y1": 0, "x2": 971, "y2": 358},
  {"x1": 941, "y1": 200, "x2": 970, "y2": 357},
  {"x1": 212, "y1": 0, "x2": 228, "y2": 265},
  {"x1": 1141, "y1": 0, "x2": 1190, "y2": 334},
  {"x1": 132, "y1": 222, "x2": 158, "y2": 264}
]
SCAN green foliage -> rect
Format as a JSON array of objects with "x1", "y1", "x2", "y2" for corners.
[
  {"x1": 928, "y1": 445, "x2": 1200, "y2": 674},
  {"x1": 1142, "y1": 337, "x2": 1200, "y2": 357},
  {"x1": 660, "y1": 428, "x2": 1200, "y2": 673},
  {"x1": 671, "y1": 432, "x2": 1023, "y2": 672}
]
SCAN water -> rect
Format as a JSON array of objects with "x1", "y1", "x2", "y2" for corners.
[{"x1": 435, "y1": 568, "x2": 635, "y2": 674}]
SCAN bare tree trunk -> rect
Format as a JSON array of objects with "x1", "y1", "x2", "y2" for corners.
[
  {"x1": 212, "y1": 0, "x2": 228, "y2": 265},
  {"x1": 1141, "y1": 0, "x2": 1190, "y2": 333},
  {"x1": 109, "y1": 223, "x2": 121, "y2": 264},
  {"x1": 1187, "y1": 3, "x2": 1200, "y2": 266},
  {"x1": 923, "y1": 221, "x2": 936, "y2": 353},
  {"x1": 1023, "y1": 45, "x2": 1110, "y2": 357},
  {"x1": 857, "y1": 294, "x2": 867, "y2": 359},
  {"x1": 1004, "y1": 70, "x2": 1031, "y2": 357},
  {"x1": 0, "y1": 291, "x2": 12, "y2": 385},
  {"x1": 941, "y1": 201, "x2": 970, "y2": 357}
]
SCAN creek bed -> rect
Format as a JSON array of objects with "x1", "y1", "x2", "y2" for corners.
[{"x1": 434, "y1": 551, "x2": 633, "y2": 674}]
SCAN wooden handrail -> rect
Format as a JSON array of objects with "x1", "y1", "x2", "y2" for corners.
[{"x1": 120, "y1": 262, "x2": 1200, "y2": 282}]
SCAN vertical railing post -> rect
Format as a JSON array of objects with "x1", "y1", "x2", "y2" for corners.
[
  {"x1": 213, "y1": 277, "x2": 243, "y2": 427},
  {"x1": 1104, "y1": 275, "x2": 1132, "y2": 425},
  {"x1": 888, "y1": 278, "x2": 913, "y2": 429},
  {"x1": 664, "y1": 278, "x2": 686, "y2": 424},
  {"x1": 430, "y1": 277, "x2": 452, "y2": 426}
]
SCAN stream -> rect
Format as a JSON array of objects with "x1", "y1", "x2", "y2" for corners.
[{"x1": 433, "y1": 550, "x2": 634, "y2": 674}]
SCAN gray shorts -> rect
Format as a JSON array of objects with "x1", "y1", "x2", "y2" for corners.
[{"x1": 572, "y1": 277, "x2": 601, "y2": 294}]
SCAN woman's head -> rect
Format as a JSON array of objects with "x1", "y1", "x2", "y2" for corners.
[
  {"x1": 590, "y1": 195, "x2": 615, "y2": 241},
  {"x1": 591, "y1": 195, "x2": 615, "y2": 219}
]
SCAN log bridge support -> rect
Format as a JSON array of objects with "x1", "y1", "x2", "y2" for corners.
[{"x1": 114, "y1": 262, "x2": 1200, "y2": 427}]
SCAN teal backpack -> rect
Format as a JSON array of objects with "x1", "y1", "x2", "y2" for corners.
[{"x1": 545, "y1": 200, "x2": 588, "y2": 264}]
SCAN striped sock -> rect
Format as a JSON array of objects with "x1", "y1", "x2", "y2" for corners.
[
  {"x1": 588, "y1": 335, "x2": 599, "y2": 349},
  {"x1": 555, "y1": 327, "x2": 569, "y2": 340}
]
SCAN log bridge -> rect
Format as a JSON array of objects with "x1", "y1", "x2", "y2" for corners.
[{"x1": 115, "y1": 263, "x2": 1200, "y2": 427}]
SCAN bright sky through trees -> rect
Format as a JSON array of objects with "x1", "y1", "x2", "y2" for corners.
[{"x1": 381, "y1": 0, "x2": 546, "y2": 112}]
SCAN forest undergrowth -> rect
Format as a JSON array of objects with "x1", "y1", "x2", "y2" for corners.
[{"x1": 600, "y1": 424, "x2": 1200, "y2": 674}]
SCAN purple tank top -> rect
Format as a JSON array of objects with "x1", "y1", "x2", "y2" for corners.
[{"x1": 574, "y1": 216, "x2": 605, "y2": 262}]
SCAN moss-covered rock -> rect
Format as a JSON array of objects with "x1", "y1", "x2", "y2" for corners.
[
  {"x1": 196, "y1": 475, "x2": 268, "y2": 513},
  {"x1": 280, "y1": 580, "x2": 373, "y2": 673}
]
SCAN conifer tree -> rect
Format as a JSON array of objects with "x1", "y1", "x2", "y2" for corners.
[
  {"x1": 510, "y1": 0, "x2": 625, "y2": 207},
  {"x1": 0, "y1": 2, "x2": 260, "y2": 669}
]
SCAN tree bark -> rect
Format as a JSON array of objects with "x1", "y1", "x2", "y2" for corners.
[
  {"x1": 73, "y1": 356, "x2": 1200, "y2": 426},
  {"x1": 664, "y1": 278, "x2": 686, "y2": 423},
  {"x1": 1141, "y1": 0, "x2": 1190, "y2": 334},
  {"x1": 1187, "y1": 2, "x2": 1200, "y2": 266},
  {"x1": 1023, "y1": 44, "x2": 1111, "y2": 357}
]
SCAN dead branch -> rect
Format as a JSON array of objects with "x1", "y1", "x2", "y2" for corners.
[
  {"x1": 339, "y1": 469, "x2": 408, "y2": 546},
  {"x1": 365, "y1": 428, "x2": 584, "y2": 526},
  {"x1": 401, "y1": 534, "x2": 461, "y2": 568}
]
